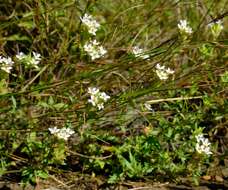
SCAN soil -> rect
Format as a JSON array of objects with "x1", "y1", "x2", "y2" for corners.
[{"x1": 1, "y1": 175, "x2": 228, "y2": 190}]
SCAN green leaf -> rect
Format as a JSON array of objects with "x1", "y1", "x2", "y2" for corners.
[
  {"x1": 11, "y1": 96, "x2": 17, "y2": 109},
  {"x1": 94, "y1": 160, "x2": 105, "y2": 169},
  {"x1": 6, "y1": 34, "x2": 31, "y2": 42},
  {"x1": 108, "y1": 174, "x2": 121, "y2": 184},
  {"x1": 53, "y1": 103, "x2": 67, "y2": 110},
  {"x1": 0, "y1": 79, "x2": 8, "y2": 94},
  {"x1": 221, "y1": 71, "x2": 228, "y2": 83},
  {"x1": 48, "y1": 96, "x2": 54, "y2": 105},
  {"x1": 18, "y1": 21, "x2": 34, "y2": 29},
  {"x1": 36, "y1": 170, "x2": 49, "y2": 179},
  {"x1": 27, "y1": 132, "x2": 36, "y2": 142}
]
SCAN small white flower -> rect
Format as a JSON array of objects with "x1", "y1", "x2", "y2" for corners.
[
  {"x1": 56, "y1": 128, "x2": 75, "y2": 141},
  {"x1": 16, "y1": 51, "x2": 41, "y2": 69},
  {"x1": 88, "y1": 87, "x2": 110, "y2": 110},
  {"x1": 100, "y1": 92, "x2": 110, "y2": 101},
  {"x1": 84, "y1": 40, "x2": 107, "y2": 60},
  {"x1": 88, "y1": 87, "x2": 100, "y2": 95},
  {"x1": 155, "y1": 64, "x2": 174, "y2": 81},
  {"x1": 98, "y1": 46, "x2": 107, "y2": 57},
  {"x1": 178, "y1": 19, "x2": 193, "y2": 34},
  {"x1": 132, "y1": 46, "x2": 149, "y2": 59},
  {"x1": 155, "y1": 64, "x2": 165, "y2": 70},
  {"x1": 48, "y1": 127, "x2": 60, "y2": 134},
  {"x1": 32, "y1": 51, "x2": 41, "y2": 62},
  {"x1": 97, "y1": 103, "x2": 104, "y2": 110},
  {"x1": 196, "y1": 134, "x2": 204, "y2": 142},
  {"x1": 208, "y1": 20, "x2": 223, "y2": 29},
  {"x1": 81, "y1": 13, "x2": 100, "y2": 35},
  {"x1": 155, "y1": 70, "x2": 169, "y2": 80},
  {"x1": 195, "y1": 134, "x2": 212, "y2": 155},
  {"x1": 88, "y1": 95, "x2": 99, "y2": 107},
  {"x1": 166, "y1": 67, "x2": 175, "y2": 74},
  {"x1": 144, "y1": 103, "x2": 153, "y2": 111},
  {"x1": 16, "y1": 52, "x2": 26, "y2": 60},
  {"x1": 208, "y1": 20, "x2": 223, "y2": 38},
  {"x1": 0, "y1": 56, "x2": 14, "y2": 73},
  {"x1": 29, "y1": 52, "x2": 41, "y2": 69},
  {"x1": 49, "y1": 127, "x2": 74, "y2": 141}
]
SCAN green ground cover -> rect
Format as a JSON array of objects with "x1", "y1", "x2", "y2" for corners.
[{"x1": 0, "y1": 0, "x2": 227, "y2": 188}]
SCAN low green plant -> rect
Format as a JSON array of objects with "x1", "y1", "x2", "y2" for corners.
[{"x1": 0, "y1": 0, "x2": 227, "y2": 187}]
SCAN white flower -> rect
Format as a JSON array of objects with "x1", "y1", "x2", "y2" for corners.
[
  {"x1": 48, "y1": 127, "x2": 60, "y2": 134},
  {"x1": 155, "y1": 70, "x2": 169, "y2": 80},
  {"x1": 166, "y1": 67, "x2": 175, "y2": 74},
  {"x1": 16, "y1": 52, "x2": 26, "y2": 60},
  {"x1": 155, "y1": 64, "x2": 174, "y2": 81},
  {"x1": 28, "y1": 52, "x2": 41, "y2": 69},
  {"x1": 144, "y1": 103, "x2": 153, "y2": 111},
  {"x1": 132, "y1": 46, "x2": 149, "y2": 59},
  {"x1": 88, "y1": 87, "x2": 100, "y2": 95},
  {"x1": 208, "y1": 20, "x2": 223, "y2": 38},
  {"x1": 88, "y1": 87, "x2": 110, "y2": 110},
  {"x1": 196, "y1": 134, "x2": 204, "y2": 142},
  {"x1": 155, "y1": 64, "x2": 165, "y2": 70},
  {"x1": 0, "y1": 56, "x2": 14, "y2": 73},
  {"x1": 56, "y1": 128, "x2": 75, "y2": 141},
  {"x1": 80, "y1": 13, "x2": 100, "y2": 35},
  {"x1": 178, "y1": 19, "x2": 193, "y2": 34},
  {"x1": 97, "y1": 103, "x2": 104, "y2": 110},
  {"x1": 31, "y1": 51, "x2": 41, "y2": 66},
  {"x1": 88, "y1": 95, "x2": 99, "y2": 107},
  {"x1": 49, "y1": 127, "x2": 74, "y2": 141},
  {"x1": 195, "y1": 134, "x2": 212, "y2": 155},
  {"x1": 208, "y1": 20, "x2": 223, "y2": 29},
  {"x1": 84, "y1": 40, "x2": 107, "y2": 60},
  {"x1": 16, "y1": 51, "x2": 41, "y2": 69},
  {"x1": 100, "y1": 92, "x2": 110, "y2": 101}
]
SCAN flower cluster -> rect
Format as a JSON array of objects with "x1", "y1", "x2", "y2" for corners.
[
  {"x1": 178, "y1": 19, "x2": 193, "y2": 35},
  {"x1": 195, "y1": 134, "x2": 212, "y2": 155},
  {"x1": 208, "y1": 20, "x2": 223, "y2": 38},
  {"x1": 0, "y1": 55, "x2": 14, "y2": 73},
  {"x1": 88, "y1": 87, "x2": 110, "y2": 110},
  {"x1": 155, "y1": 64, "x2": 174, "y2": 80},
  {"x1": 81, "y1": 13, "x2": 101, "y2": 35},
  {"x1": 83, "y1": 40, "x2": 107, "y2": 60},
  {"x1": 81, "y1": 13, "x2": 107, "y2": 60},
  {"x1": 48, "y1": 127, "x2": 75, "y2": 141},
  {"x1": 144, "y1": 102, "x2": 154, "y2": 112},
  {"x1": 132, "y1": 46, "x2": 149, "y2": 59},
  {"x1": 16, "y1": 51, "x2": 41, "y2": 69}
]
